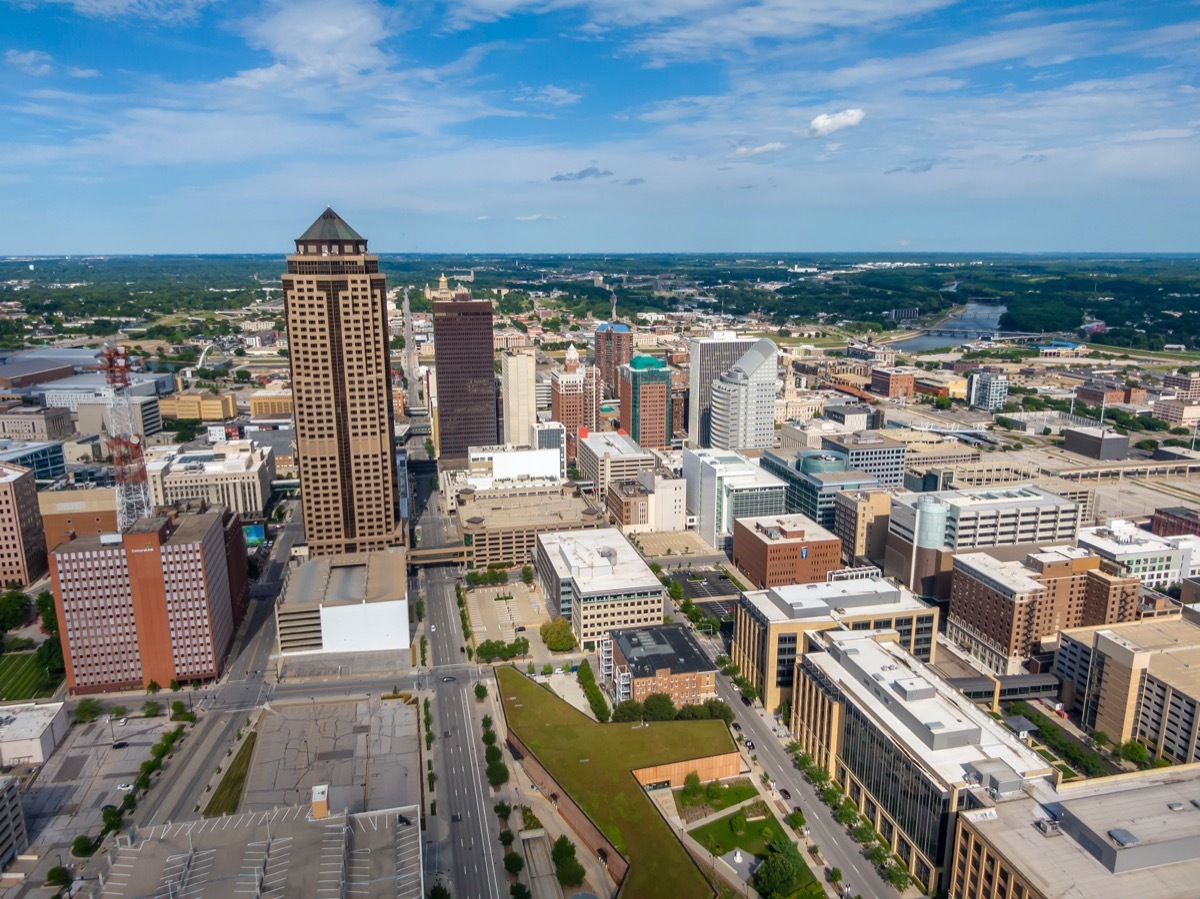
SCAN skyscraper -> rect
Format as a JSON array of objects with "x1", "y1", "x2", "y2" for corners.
[
  {"x1": 618, "y1": 355, "x2": 673, "y2": 449},
  {"x1": 551, "y1": 345, "x2": 600, "y2": 460},
  {"x1": 594, "y1": 322, "x2": 632, "y2": 397},
  {"x1": 433, "y1": 290, "x2": 498, "y2": 468},
  {"x1": 501, "y1": 348, "x2": 537, "y2": 445},
  {"x1": 687, "y1": 332, "x2": 756, "y2": 448},
  {"x1": 709, "y1": 338, "x2": 777, "y2": 451},
  {"x1": 283, "y1": 208, "x2": 399, "y2": 557}
]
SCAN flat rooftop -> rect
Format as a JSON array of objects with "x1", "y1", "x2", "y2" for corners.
[
  {"x1": 612, "y1": 624, "x2": 715, "y2": 678},
  {"x1": 459, "y1": 491, "x2": 604, "y2": 530},
  {"x1": 953, "y1": 552, "x2": 1046, "y2": 596},
  {"x1": 281, "y1": 549, "x2": 407, "y2": 609},
  {"x1": 737, "y1": 513, "x2": 838, "y2": 545},
  {"x1": 893, "y1": 484, "x2": 1076, "y2": 513},
  {"x1": 1060, "y1": 617, "x2": 1200, "y2": 698},
  {"x1": 808, "y1": 631, "x2": 1051, "y2": 788},
  {"x1": 822, "y1": 432, "x2": 905, "y2": 451},
  {"x1": 539, "y1": 528, "x2": 662, "y2": 595},
  {"x1": 1079, "y1": 521, "x2": 1200, "y2": 557},
  {"x1": 145, "y1": 441, "x2": 271, "y2": 475},
  {"x1": 743, "y1": 577, "x2": 931, "y2": 624},
  {"x1": 100, "y1": 804, "x2": 423, "y2": 899},
  {"x1": 0, "y1": 702, "x2": 63, "y2": 743},
  {"x1": 687, "y1": 449, "x2": 785, "y2": 489},
  {"x1": 579, "y1": 431, "x2": 652, "y2": 459},
  {"x1": 962, "y1": 768, "x2": 1200, "y2": 897},
  {"x1": 0, "y1": 461, "x2": 27, "y2": 483}
]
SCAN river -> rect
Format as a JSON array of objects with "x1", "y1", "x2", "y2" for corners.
[{"x1": 888, "y1": 302, "x2": 1006, "y2": 352}]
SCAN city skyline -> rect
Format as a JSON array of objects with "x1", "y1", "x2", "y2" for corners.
[{"x1": 1, "y1": 1, "x2": 1197, "y2": 255}]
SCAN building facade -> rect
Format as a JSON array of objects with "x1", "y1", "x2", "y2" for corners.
[
  {"x1": 158, "y1": 391, "x2": 237, "y2": 421},
  {"x1": 760, "y1": 448, "x2": 880, "y2": 529},
  {"x1": 594, "y1": 322, "x2": 633, "y2": 397},
  {"x1": 551, "y1": 345, "x2": 601, "y2": 460},
  {"x1": 500, "y1": 348, "x2": 537, "y2": 446},
  {"x1": 283, "y1": 208, "x2": 399, "y2": 556},
  {"x1": 966, "y1": 371, "x2": 1009, "y2": 412},
  {"x1": 820, "y1": 432, "x2": 907, "y2": 488},
  {"x1": 433, "y1": 288, "x2": 498, "y2": 467},
  {"x1": 870, "y1": 366, "x2": 917, "y2": 398},
  {"x1": 600, "y1": 624, "x2": 716, "y2": 705},
  {"x1": 145, "y1": 441, "x2": 276, "y2": 519},
  {"x1": 709, "y1": 338, "x2": 777, "y2": 451},
  {"x1": 1077, "y1": 520, "x2": 1200, "y2": 588},
  {"x1": 687, "y1": 333, "x2": 756, "y2": 448},
  {"x1": 0, "y1": 404, "x2": 73, "y2": 441},
  {"x1": 618, "y1": 356, "x2": 673, "y2": 450},
  {"x1": 682, "y1": 448, "x2": 787, "y2": 551},
  {"x1": 577, "y1": 431, "x2": 654, "y2": 501},
  {"x1": 833, "y1": 489, "x2": 892, "y2": 565},
  {"x1": 456, "y1": 485, "x2": 605, "y2": 567},
  {"x1": 731, "y1": 513, "x2": 842, "y2": 589},
  {"x1": 1151, "y1": 506, "x2": 1200, "y2": 537},
  {"x1": 0, "y1": 462, "x2": 47, "y2": 586},
  {"x1": 248, "y1": 389, "x2": 293, "y2": 418}
]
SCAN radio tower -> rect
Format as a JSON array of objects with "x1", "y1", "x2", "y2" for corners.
[{"x1": 102, "y1": 344, "x2": 153, "y2": 532}]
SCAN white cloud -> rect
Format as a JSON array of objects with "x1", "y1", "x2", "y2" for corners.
[
  {"x1": 6, "y1": 50, "x2": 54, "y2": 76},
  {"x1": 514, "y1": 85, "x2": 581, "y2": 106},
  {"x1": 515, "y1": 213, "x2": 546, "y2": 221},
  {"x1": 732, "y1": 141, "x2": 784, "y2": 157},
  {"x1": 68, "y1": 67, "x2": 100, "y2": 78},
  {"x1": 37, "y1": 0, "x2": 215, "y2": 22},
  {"x1": 808, "y1": 108, "x2": 865, "y2": 137}
]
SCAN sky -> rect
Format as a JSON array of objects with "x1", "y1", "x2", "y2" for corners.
[{"x1": 1, "y1": 0, "x2": 1198, "y2": 254}]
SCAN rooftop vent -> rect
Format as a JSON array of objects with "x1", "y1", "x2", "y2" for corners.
[
  {"x1": 1035, "y1": 819, "x2": 1062, "y2": 838},
  {"x1": 1108, "y1": 828, "x2": 1139, "y2": 848},
  {"x1": 1168, "y1": 802, "x2": 1186, "y2": 811}
]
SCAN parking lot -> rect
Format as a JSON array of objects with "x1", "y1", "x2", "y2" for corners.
[
  {"x1": 671, "y1": 569, "x2": 741, "y2": 601},
  {"x1": 465, "y1": 582, "x2": 550, "y2": 645}
]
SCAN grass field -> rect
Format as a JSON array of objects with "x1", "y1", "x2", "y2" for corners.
[
  {"x1": 204, "y1": 732, "x2": 257, "y2": 818},
  {"x1": 498, "y1": 666, "x2": 735, "y2": 899},
  {"x1": 0, "y1": 652, "x2": 59, "y2": 701},
  {"x1": 674, "y1": 778, "x2": 758, "y2": 816},
  {"x1": 691, "y1": 805, "x2": 822, "y2": 899}
]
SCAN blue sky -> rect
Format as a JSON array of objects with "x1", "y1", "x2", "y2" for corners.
[{"x1": 2, "y1": 0, "x2": 1198, "y2": 254}]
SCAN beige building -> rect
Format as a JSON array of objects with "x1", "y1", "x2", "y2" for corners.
[
  {"x1": 1155, "y1": 398, "x2": 1200, "y2": 427},
  {"x1": 0, "y1": 403, "x2": 73, "y2": 441},
  {"x1": 38, "y1": 487, "x2": 119, "y2": 550},
  {"x1": 76, "y1": 394, "x2": 162, "y2": 439},
  {"x1": 577, "y1": 431, "x2": 654, "y2": 502},
  {"x1": 0, "y1": 462, "x2": 47, "y2": 586},
  {"x1": 283, "y1": 208, "x2": 400, "y2": 556},
  {"x1": 731, "y1": 576, "x2": 937, "y2": 713},
  {"x1": 145, "y1": 440, "x2": 276, "y2": 519},
  {"x1": 833, "y1": 489, "x2": 893, "y2": 565},
  {"x1": 158, "y1": 391, "x2": 237, "y2": 421},
  {"x1": 456, "y1": 485, "x2": 605, "y2": 567},
  {"x1": 248, "y1": 388, "x2": 293, "y2": 418},
  {"x1": 500, "y1": 348, "x2": 537, "y2": 446},
  {"x1": 605, "y1": 469, "x2": 687, "y2": 534}
]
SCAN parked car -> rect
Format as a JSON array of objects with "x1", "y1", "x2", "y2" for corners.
[
  {"x1": 744, "y1": 740, "x2": 755, "y2": 751},
  {"x1": 779, "y1": 788, "x2": 792, "y2": 801},
  {"x1": 112, "y1": 741, "x2": 128, "y2": 750},
  {"x1": 117, "y1": 783, "x2": 133, "y2": 791},
  {"x1": 731, "y1": 722, "x2": 742, "y2": 731}
]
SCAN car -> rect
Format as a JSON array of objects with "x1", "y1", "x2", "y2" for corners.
[
  {"x1": 459, "y1": 646, "x2": 465, "y2": 654},
  {"x1": 779, "y1": 788, "x2": 792, "y2": 801},
  {"x1": 744, "y1": 740, "x2": 755, "y2": 751},
  {"x1": 731, "y1": 722, "x2": 742, "y2": 731},
  {"x1": 112, "y1": 741, "x2": 128, "y2": 750},
  {"x1": 515, "y1": 625, "x2": 526, "y2": 633},
  {"x1": 740, "y1": 695, "x2": 751, "y2": 707},
  {"x1": 117, "y1": 783, "x2": 133, "y2": 791},
  {"x1": 793, "y1": 806, "x2": 804, "y2": 816},
  {"x1": 441, "y1": 676, "x2": 456, "y2": 683},
  {"x1": 118, "y1": 718, "x2": 128, "y2": 726},
  {"x1": 430, "y1": 624, "x2": 436, "y2": 633}
]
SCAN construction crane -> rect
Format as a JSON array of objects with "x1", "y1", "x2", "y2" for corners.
[{"x1": 101, "y1": 344, "x2": 153, "y2": 532}]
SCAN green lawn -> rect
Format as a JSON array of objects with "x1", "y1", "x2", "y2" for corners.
[
  {"x1": 498, "y1": 666, "x2": 735, "y2": 899},
  {"x1": 690, "y1": 805, "x2": 822, "y2": 899},
  {"x1": 204, "y1": 732, "x2": 256, "y2": 817},
  {"x1": 674, "y1": 778, "x2": 759, "y2": 816},
  {"x1": 0, "y1": 651, "x2": 59, "y2": 701}
]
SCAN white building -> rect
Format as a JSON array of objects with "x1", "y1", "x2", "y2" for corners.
[
  {"x1": 467, "y1": 443, "x2": 563, "y2": 483},
  {"x1": 682, "y1": 448, "x2": 787, "y2": 551},
  {"x1": 709, "y1": 338, "x2": 778, "y2": 451},
  {"x1": 637, "y1": 468, "x2": 687, "y2": 532},
  {"x1": 534, "y1": 529, "x2": 664, "y2": 645},
  {"x1": 576, "y1": 431, "x2": 655, "y2": 501},
  {"x1": 144, "y1": 440, "x2": 276, "y2": 519},
  {"x1": 500, "y1": 348, "x2": 537, "y2": 445},
  {"x1": 530, "y1": 421, "x2": 567, "y2": 478},
  {"x1": 967, "y1": 371, "x2": 1009, "y2": 412},
  {"x1": 1078, "y1": 520, "x2": 1200, "y2": 588},
  {"x1": 0, "y1": 702, "x2": 68, "y2": 765},
  {"x1": 688, "y1": 332, "x2": 756, "y2": 448}
]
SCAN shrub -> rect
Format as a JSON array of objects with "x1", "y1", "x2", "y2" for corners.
[
  {"x1": 540, "y1": 617, "x2": 576, "y2": 652},
  {"x1": 504, "y1": 852, "x2": 525, "y2": 875},
  {"x1": 71, "y1": 835, "x2": 97, "y2": 857}
]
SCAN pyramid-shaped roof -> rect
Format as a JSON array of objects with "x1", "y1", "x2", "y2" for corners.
[{"x1": 298, "y1": 207, "x2": 364, "y2": 242}]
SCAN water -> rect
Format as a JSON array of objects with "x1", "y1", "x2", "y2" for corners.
[{"x1": 889, "y1": 302, "x2": 1006, "y2": 352}]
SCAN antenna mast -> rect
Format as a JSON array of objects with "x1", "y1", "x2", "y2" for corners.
[{"x1": 102, "y1": 344, "x2": 153, "y2": 531}]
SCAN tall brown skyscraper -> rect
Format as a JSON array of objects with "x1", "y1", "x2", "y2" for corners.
[
  {"x1": 433, "y1": 292, "x2": 498, "y2": 468},
  {"x1": 594, "y1": 323, "x2": 632, "y2": 397},
  {"x1": 551, "y1": 344, "x2": 601, "y2": 460},
  {"x1": 283, "y1": 208, "x2": 399, "y2": 556}
]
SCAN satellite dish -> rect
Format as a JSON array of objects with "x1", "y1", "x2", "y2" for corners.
[{"x1": 130, "y1": 434, "x2": 142, "y2": 446}]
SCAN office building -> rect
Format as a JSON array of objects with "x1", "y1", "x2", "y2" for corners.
[
  {"x1": 1164, "y1": 370, "x2": 1200, "y2": 401},
  {"x1": 682, "y1": 448, "x2": 786, "y2": 551},
  {"x1": 820, "y1": 432, "x2": 907, "y2": 488},
  {"x1": 283, "y1": 208, "x2": 400, "y2": 556},
  {"x1": 1063, "y1": 426, "x2": 1128, "y2": 460},
  {"x1": 688, "y1": 332, "x2": 756, "y2": 448},
  {"x1": 577, "y1": 431, "x2": 654, "y2": 500},
  {"x1": 500, "y1": 348, "x2": 537, "y2": 446},
  {"x1": 594, "y1": 322, "x2": 633, "y2": 396},
  {"x1": 953, "y1": 768, "x2": 1200, "y2": 899},
  {"x1": 885, "y1": 486, "x2": 1082, "y2": 601},
  {"x1": 50, "y1": 503, "x2": 248, "y2": 694},
  {"x1": 275, "y1": 550, "x2": 409, "y2": 659},
  {"x1": 37, "y1": 371, "x2": 169, "y2": 411},
  {"x1": 529, "y1": 420, "x2": 567, "y2": 478},
  {"x1": 1075, "y1": 378, "x2": 1147, "y2": 407},
  {"x1": 158, "y1": 391, "x2": 237, "y2": 421},
  {"x1": 966, "y1": 371, "x2": 1009, "y2": 412},
  {"x1": 551, "y1": 344, "x2": 601, "y2": 460},
  {"x1": 732, "y1": 576, "x2": 936, "y2": 713},
  {"x1": 1078, "y1": 520, "x2": 1200, "y2": 588},
  {"x1": 599, "y1": 624, "x2": 716, "y2": 705},
  {"x1": 833, "y1": 489, "x2": 893, "y2": 565},
  {"x1": 732, "y1": 514, "x2": 842, "y2": 589},
  {"x1": 1151, "y1": 506, "x2": 1200, "y2": 537},
  {"x1": 760, "y1": 448, "x2": 880, "y2": 529},
  {"x1": 431, "y1": 289, "x2": 497, "y2": 469},
  {"x1": 534, "y1": 528, "x2": 664, "y2": 644},
  {"x1": 456, "y1": 485, "x2": 604, "y2": 567},
  {"x1": 0, "y1": 403, "x2": 72, "y2": 441},
  {"x1": 467, "y1": 443, "x2": 562, "y2": 483},
  {"x1": 870, "y1": 366, "x2": 918, "y2": 398},
  {"x1": 779, "y1": 418, "x2": 857, "y2": 451},
  {"x1": 606, "y1": 468, "x2": 687, "y2": 534},
  {"x1": 792, "y1": 630, "x2": 1052, "y2": 894},
  {"x1": 0, "y1": 776, "x2": 27, "y2": 870},
  {"x1": 947, "y1": 547, "x2": 1142, "y2": 675},
  {"x1": 0, "y1": 438, "x2": 65, "y2": 480},
  {"x1": 0, "y1": 462, "x2": 47, "y2": 586},
  {"x1": 76, "y1": 393, "x2": 162, "y2": 440},
  {"x1": 822, "y1": 404, "x2": 873, "y2": 430},
  {"x1": 38, "y1": 487, "x2": 119, "y2": 549},
  {"x1": 1155, "y1": 399, "x2": 1200, "y2": 427},
  {"x1": 914, "y1": 371, "x2": 968, "y2": 400},
  {"x1": 1056, "y1": 617, "x2": 1200, "y2": 759},
  {"x1": 0, "y1": 702, "x2": 69, "y2": 766},
  {"x1": 708, "y1": 338, "x2": 777, "y2": 451},
  {"x1": 618, "y1": 355, "x2": 673, "y2": 449},
  {"x1": 0, "y1": 359, "x2": 74, "y2": 390},
  {"x1": 145, "y1": 440, "x2": 276, "y2": 519},
  {"x1": 248, "y1": 388, "x2": 293, "y2": 418},
  {"x1": 846, "y1": 342, "x2": 896, "y2": 368}
]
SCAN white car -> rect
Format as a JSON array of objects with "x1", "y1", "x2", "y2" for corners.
[
  {"x1": 117, "y1": 783, "x2": 133, "y2": 791},
  {"x1": 119, "y1": 718, "x2": 128, "y2": 726},
  {"x1": 430, "y1": 624, "x2": 436, "y2": 633}
]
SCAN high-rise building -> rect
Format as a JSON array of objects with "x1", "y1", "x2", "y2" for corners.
[
  {"x1": 832, "y1": 488, "x2": 893, "y2": 565},
  {"x1": 819, "y1": 432, "x2": 907, "y2": 488},
  {"x1": 687, "y1": 332, "x2": 756, "y2": 448},
  {"x1": 50, "y1": 504, "x2": 248, "y2": 694},
  {"x1": 760, "y1": 448, "x2": 880, "y2": 529},
  {"x1": 593, "y1": 322, "x2": 632, "y2": 396},
  {"x1": 500, "y1": 348, "x2": 537, "y2": 445},
  {"x1": 618, "y1": 356, "x2": 672, "y2": 450},
  {"x1": 433, "y1": 287, "x2": 498, "y2": 468},
  {"x1": 283, "y1": 208, "x2": 399, "y2": 556},
  {"x1": 530, "y1": 421, "x2": 567, "y2": 478},
  {"x1": 709, "y1": 338, "x2": 777, "y2": 451},
  {"x1": 550, "y1": 345, "x2": 600, "y2": 460},
  {"x1": 682, "y1": 448, "x2": 787, "y2": 551},
  {"x1": 0, "y1": 462, "x2": 47, "y2": 586},
  {"x1": 966, "y1": 370, "x2": 1009, "y2": 411},
  {"x1": 1164, "y1": 370, "x2": 1200, "y2": 401}
]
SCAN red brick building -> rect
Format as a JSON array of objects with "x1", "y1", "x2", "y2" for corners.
[
  {"x1": 870, "y1": 366, "x2": 917, "y2": 398},
  {"x1": 732, "y1": 513, "x2": 843, "y2": 589}
]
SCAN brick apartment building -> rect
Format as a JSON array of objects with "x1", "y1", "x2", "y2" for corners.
[
  {"x1": 1150, "y1": 506, "x2": 1200, "y2": 537},
  {"x1": 870, "y1": 366, "x2": 918, "y2": 398},
  {"x1": 0, "y1": 462, "x2": 47, "y2": 586},
  {"x1": 600, "y1": 624, "x2": 716, "y2": 706}
]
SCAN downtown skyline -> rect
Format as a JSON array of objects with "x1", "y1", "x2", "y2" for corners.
[{"x1": 1, "y1": 0, "x2": 1198, "y2": 255}]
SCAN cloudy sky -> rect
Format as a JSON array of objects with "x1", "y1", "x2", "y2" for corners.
[{"x1": 2, "y1": 0, "x2": 1198, "y2": 254}]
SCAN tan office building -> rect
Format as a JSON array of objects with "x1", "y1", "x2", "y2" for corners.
[
  {"x1": 833, "y1": 488, "x2": 893, "y2": 565},
  {"x1": 0, "y1": 463, "x2": 47, "y2": 586},
  {"x1": 39, "y1": 487, "x2": 119, "y2": 550},
  {"x1": 731, "y1": 514, "x2": 843, "y2": 589},
  {"x1": 282, "y1": 208, "x2": 399, "y2": 556},
  {"x1": 456, "y1": 485, "x2": 605, "y2": 567},
  {"x1": 144, "y1": 440, "x2": 276, "y2": 519},
  {"x1": 0, "y1": 403, "x2": 73, "y2": 441},
  {"x1": 248, "y1": 388, "x2": 293, "y2": 418},
  {"x1": 158, "y1": 391, "x2": 237, "y2": 421}
]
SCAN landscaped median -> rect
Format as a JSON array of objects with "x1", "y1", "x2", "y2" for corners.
[{"x1": 497, "y1": 666, "x2": 739, "y2": 899}]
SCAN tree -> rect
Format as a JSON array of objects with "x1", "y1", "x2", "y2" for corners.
[
  {"x1": 1119, "y1": 740, "x2": 1150, "y2": 765},
  {"x1": 551, "y1": 836, "x2": 586, "y2": 888},
  {"x1": 71, "y1": 834, "x2": 97, "y2": 857},
  {"x1": 487, "y1": 760, "x2": 510, "y2": 788},
  {"x1": 1092, "y1": 730, "x2": 1111, "y2": 748},
  {"x1": 499, "y1": 829, "x2": 514, "y2": 847},
  {"x1": 510, "y1": 885, "x2": 532, "y2": 899},
  {"x1": 829, "y1": 867, "x2": 843, "y2": 885},
  {"x1": 36, "y1": 590, "x2": 58, "y2": 635},
  {"x1": 494, "y1": 801, "x2": 511, "y2": 819},
  {"x1": 611, "y1": 700, "x2": 643, "y2": 723},
  {"x1": 504, "y1": 852, "x2": 525, "y2": 876},
  {"x1": 46, "y1": 866, "x2": 70, "y2": 887},
  {"x1": 539, "y1": 617, "x2": 576, "y2": 652},
  {"x1": 475, "y1": 682, "x2": 488, "y2": 701},
  {"x1": 682, "y1": 771, "x2": 703, "y2": 802},
  {"x1": 147, "y1": 680, "x2": 161, "y2": 693},
  {"x1": 428, "y1": 884, "x2": 451, "y2": 899},
  {"x1": 0, "y1": 588, "x2": 30, "y2": 632},
  {"x1": 520, "y1": 565, "x2": 534, "y2": 586},
  {"x1": 109, "y1": 705, "x2": 128, "y2": 719},
  {"x1": 101, "y1": 805, "x2": 124, "y2": 833},
  {"x1": 74, "y1": 698, "x2": 105, "y2": 723},
  {"x1": 642, "y1": 693, "x2": 676, "y2": 721},
  {"x1": 754, "y1": 840, "x2": 804, "y2": 898}
]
